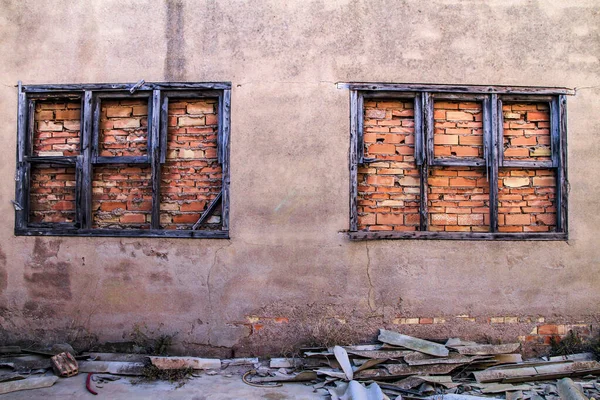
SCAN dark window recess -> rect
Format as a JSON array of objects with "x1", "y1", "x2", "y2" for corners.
[
  {"x1": 346, "y1": 83, "x2": 571, "y2": 240},
  {"x1": 14, "y1": 81, "x2": 231, "y2": 238}
]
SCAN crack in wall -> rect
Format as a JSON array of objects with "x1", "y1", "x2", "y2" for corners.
[
  {"x1": 365, "y1": 242, "x2": 376, "y2": 312},
  {"x1": 206, "y1": 241, "x2": 232, "y2": 345}
]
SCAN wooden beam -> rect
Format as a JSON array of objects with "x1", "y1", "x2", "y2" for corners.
[
  {"x1": 159, "y1": 95, "x2": 169, "y2": 163},
  {"x1": 25, "y1": 156, "x2": 77, "y2": 165},
  {"x1": 432, "y1": 93, "x2": 488, "y2": 101},
  {"x1": 80, "y1": 91, "x2": 93, "y2": 229},
  {"x1": 15, "y1": 228, "x2": 230, "y2": 239},
  {"x1": 15, "y1": 86, "x2": 28, "y2": 230},
  {"x1": 348, "y1": 231, "x2": 568, "y2": 241},
  {"x1": 431, "y1": 158, "x2": 486, "y2": 167},
  {"x1": 558, "y1": 95, "x2": 568, "y2": 234},
  {"x1": 501, "y1": 160, "x2": 554, "y2": 169},
  {"x1": 22, "y1": 82, "x2": 232, "y2": 93},
  {"x1": 339, "y1": 83, "x2": 575, "y2": 96},
  {"x1": 27, "y1": 99, "x2": 35, "y2": 156},
  {"x1": 150, "y1": 90, "x2": 161, "y2": 230},
  {"x1": 349, "y1": 90, "x2": 359, "y2": 231},
  {"x1": 357, "y1": 93, "x2": 365, "y2": 163},
  {"x1": 192, "y1": 191, "x2": 222, "y2": 230},
  {"x1": 488, "y1": 94, "x2": 499, "y2": 232},
  {"x1": 93, "y1": 156, "x2": 150, "y2": 165},
  {"x1": 221, "y1": 88, "x2": 231, "y2": 231},
  {"x1": 361, "y1": 91, "x2": 416, "y2": 99},
  {"x1": 414, "y1": 93, "x2": 427, "y2": 231},
  {"x1": 424, "y1": 92, "x2": 434, "y2": 166}
]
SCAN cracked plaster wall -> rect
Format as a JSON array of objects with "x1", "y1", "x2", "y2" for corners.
[{"x1": 0, "y1": 0, "x2": 599, "y2": 355}]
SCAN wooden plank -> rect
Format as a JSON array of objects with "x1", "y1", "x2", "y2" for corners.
[
  {"x1": 420, "y1": 162, "x2": 429, "y2": 231},
  {"x1": 456, "y1": 343, "x2": 520, "y2": 355},
  {"x1": 424, "y1": 92, "x2": 434, "y2": 166},
  {"x1": 489, "y1": 94, "x2": 499, "y2": 232},
  {"x1": 95, "y1": 92, "x2": 150, "y2": 99},
  {"x1": 348, "y1": 231, "x2": 568, "y2": 241},
  {"x1": 75, "y1": 156, "x2": 83, "y2": 227},
  {"x1": 150, "y1": 90, "x2": 161, "y2": 230},
  {"x1": 93, "y1": 156, "x2": 150, "y2": 164},
  {"x1": 80, "y1": 91, "x2": 94, "y2": 229},
  {"x1": 91, "y1": 94, "x2": 100, "y2": 162},
  {"x1": 27, "y1": 99, "x2": 35, "y2": 156},
  {"x1": 551, "y1": 97, "x2": 560, "y2": 168},
  {"x1": 357, "y1": 93, "x2": 364, "y2": 162},
  {"x1": 378, "y1": 329, "x2": 449, "y2": 357},
  {"x1": 15, "y1": 228, "x2": 230, "y2": 238},
  {"x1": 500, "y1": 95, "x2": 554, "y2": 102},
  {"x1": 362, "y1": 91, "x2": 416, "y2": 99},
  {"x1": 17, "y1": 91, "x2": 27, "y2": 163},
  {"x1": 221, "y1": 88, "x2": 231, "y2": 231},
  {"x1": 473, "y1": 361, "x2": 600, "y2": 383},
  {"x1": 23, "y1": 82, "x2": 232, "y2": 93},
  {"x1": 340, "y1": 83, "x2": 575, "y2": 95},
  {"x1": 192, "y1": 190, "x2": 222, "y2": 230},
  {"x1": 497, "y1": 98, "x2": 504, "y2": 167},
  {"x1": 78, "y1": 361, "x2": 144, "y2": 375},
  {"x1": 431, "y1": 158, "x2": 486, "y2": 167},
  {"x1": 416, "y1": 93, "x2": 428, "y2": 231},
  {"x1": 501, "y1": 160, "x2": 554, "y2": 169},
  {"x1": 148, "y1": 356, "x2": 221, "y2": 370},
  {"x1": 0, "y1": 376, "x2": 59, "y2": 395},
  {"x1": 25, "y1": 156, "x2": 77, "y2": 165},
  {"x1": 414, "y1": 93, "x2": 423, "y2": 166},
  {"x1": 349, "y1": 90, "x2": 359, "y2": 231},
  {"x1": 432, "y1": 93, "x2": 488, "y2": 101},
  {"x1": 159, "y1": 95, "x2": 169, "y2": 163},
  {"x1": 558, "y1": 95, "x2": 569, "y2": 234}
]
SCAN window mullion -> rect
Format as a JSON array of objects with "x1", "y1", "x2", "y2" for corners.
[
  {"x1": 349, "y1": 90, "x2": 359, "y2": 232},
  {"x1": 15, "y1": 85, "x2": 29, "y2": 230},
  {"x1": 80, "y1": 90, "x2": 93, "y2": 229},
  {"x1": 150, "y1": 89, "x2": 162, "y2": 230},
  {"x1": 220, "y1": 88, "x2": 232, "y2": 231},
  {"x1": 485, "y1": 94, "x2": 499, "y2": 233},
  {"x1": 416, "y1": 92, "x2": 428, "y2": 231},
  {"x1": 555, "y1": 95, "x2": 568, "y2": 233}
]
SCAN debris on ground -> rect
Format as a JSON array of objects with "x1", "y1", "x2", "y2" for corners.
[{"x1": 1, "y1": 328, "x2": 600, "y2": 399}]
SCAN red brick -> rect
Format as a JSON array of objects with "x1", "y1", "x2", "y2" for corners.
[
  {"x1": 419, "y1": 318, "x2": 434, "y2": 324},
  {"x1": 106, "y1": 107, "x2": 132, "y2": 118},
  {"x1": 368, "y1": 144, "x2": 396, "y2": 154},
  {"x1": 376, "y1": 213, "x2": 404, "y2": 225},
  {"x1": 120, "y1": 214, "x2": 146, "y2": 223},
  {"x1": 527, "y1": 111, "x2": 549, "y2": 121},
  {"x1": 181, "y1": 202, "x2": 207, "y2": 212},
  {"x1": 100, "y1": 201, "x2": 127, "y2": 211},
  {"x1": 505, "y1": 214, "x2": 531, "y2": 225},
  {"x1": 367, "y1": 176, "x2": 394, "y2": 186},
  {"x1": 173, "y1": 214, "x2": 201, "y2": 224}
]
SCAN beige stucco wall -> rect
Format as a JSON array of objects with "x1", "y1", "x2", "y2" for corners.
[{"x1": 0, "y1": 0, "x2": 599, "y2": 355}]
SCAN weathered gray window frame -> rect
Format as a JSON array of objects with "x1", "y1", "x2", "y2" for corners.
[
  {"x1": 14, "y1": 81, "x2": 231, "y2": 239},
  {"x1": 345, "y1": 83, "x2": 572, "y2": 241}
]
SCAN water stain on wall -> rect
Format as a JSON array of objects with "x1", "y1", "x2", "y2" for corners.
[
  {"x1": 0, "y1": 244, "x2": 7, "y2": 294},
  {"x1": 164, "y1": 0, "x2": 186, "y2": 81},
  {"x1": 24, "y1": 239, "x2": 72, "y2": 301}
]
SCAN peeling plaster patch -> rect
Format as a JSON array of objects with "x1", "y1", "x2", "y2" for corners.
[
  {"x1": 568, "y1": 54, "x2": 598, "y2": 64},
  {"x1": 24, "y1": 239, "x2": 72, "y2": 301}
]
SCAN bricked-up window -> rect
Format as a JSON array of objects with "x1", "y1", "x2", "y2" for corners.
[
  {"x1": 14, "y1": 82, "x2": 231, "y2": 238},
  {"x1": 347, "y1": 83, "x2": 571, "y2": 240}
]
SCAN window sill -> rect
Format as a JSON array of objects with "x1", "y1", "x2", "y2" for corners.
[
  {"x1": 15, "y1": 228, "x2": 229, "y2": 239},
  {"x1": 347, "y1": 231, "x2": 567, "y2": 241}
]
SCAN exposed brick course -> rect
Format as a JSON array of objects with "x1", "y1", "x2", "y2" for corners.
[
  {"x1": 33, "y1": 100, "x2": 81, "y2": 156},
  {"x1": 433, "y1": 101, "x2": 483, "y2": 159},
  {"x1": 428, "y1": 167, "x2": 489, "y2": 232},
  {"x1": 159, "y1": 99, "x2": 222, "y2": 230},
  {"x1": 498, "y1": 168, "x2": 556, "y2": 232},
  {"x1": 99, "y1": 99, "x2": 148, "y2": 157},
  {"x1": 92, "y1": 165, "x2": 152, "y2": 229},
  {"x1": 29, "y1": 165, "x2": 76, "y2": 223},
  {"x1": 503, "y1": 102, "x2": 551, "y2": 162},
  {"x1": 358, "y1": 99, "x2": 419, "y2": 231}
]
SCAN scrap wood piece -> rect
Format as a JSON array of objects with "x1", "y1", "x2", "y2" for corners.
[
  {"x1": 404, "y1": 352, "x2": 490, "y2": 366},
  {"x1": 473, "y1": 361, "x2": 600, "y2": 383},
  {"x1": 0, "y1": 372, "x2": 26, "y2": 383},
  {"x1": 393, "y1": 375, "x2": 459, "y2": 390},
  {"x1": 192, "y1": 190, "x2": 222, "y2": 230},
  {"x1": 355, "y1": 362, "x2": 460, "y2": 379},
  {"x1": 0, "y1": 376, "x2": 59, "y2": 395},
  {"x1": 446, "y1": 339, "x2": 479, "y2": 347},
  {"x1": 353, "y1": 358, "x2": 387, "y2": 373},
  {"x1": 557, "y1": 378, "x2": 590, "y2": 400},
  {"x1": 83, "y1": 353, "x2": 147, "y2": 363},
  {"x1": 479, "y1": 383, "x2": 533, "y2": 393},
  {"x1": 378, "y1": 329, "x2": 449, "y2": 357},
  {"x1": 51, "y1": 352, "x2": 78, "y2": 377},
  {"x1": 148, "y1": 356, "x2": 221, "y2": 370},
  {"x1": 333, "y1": 346, "x2": 354, "y2": 381},
  {"x1": 550, "y1": 354, "x2": 595, "y2": 362},
  {"x1": 345, "y1": 349, "x2": 413, "y2": 360},
  {"x1": 454, "y1": 343, "x2": 520, "y2": 355},
  {"x1": 79, "y1": 361, "x2": 145, "y2": 376},
  {"x1": 0, "y1": 346, "x2": 21, "y2": 354}
]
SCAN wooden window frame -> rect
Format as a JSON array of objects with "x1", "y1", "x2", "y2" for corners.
[
  {"x1": 346, "y1": 83, "x2": 572, "y2": 241},
  {"x1": 14, "y1": 81, "x2": 231, "y2": 239}
]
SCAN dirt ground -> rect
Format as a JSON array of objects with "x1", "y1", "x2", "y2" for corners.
[{"x1": 3, "y1": 373, "x2": 325, "y2": 399}]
